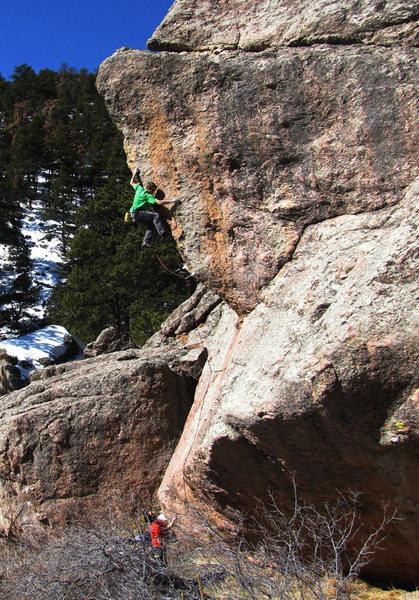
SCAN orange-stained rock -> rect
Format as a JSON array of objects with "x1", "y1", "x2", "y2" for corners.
[{"x1": 97, "y1": 41, "x2": 417, "y2": 315}]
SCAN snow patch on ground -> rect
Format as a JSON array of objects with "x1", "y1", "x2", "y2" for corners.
[
  {"x1": 0, "y1": 200, "x2": 84, "y2": 378},
  {"x1": 0, "y1": 324, "x2": 84, "y2": 379}
]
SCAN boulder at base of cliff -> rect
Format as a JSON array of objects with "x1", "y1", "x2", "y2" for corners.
[
  {"x1": 0, "y1": 340, "x2": 199, "y2": 527},
  {"x1": 158, "y1": 178, "x2": 419, "y2": 588},
  {"x1": 83, "y1": 326, "x2": 136, "y2": 358}
]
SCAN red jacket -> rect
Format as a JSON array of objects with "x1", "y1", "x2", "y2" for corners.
[{"x1": 149, "y1": 519, "x2": 167, "y2": 547}]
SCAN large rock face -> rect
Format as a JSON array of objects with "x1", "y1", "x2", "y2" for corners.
[
  {"x1": 96, "y1": 0, "x2": 418, "y2": 586},
  {"x1": 98, "y1": 37, "x2": 417, "y2": 315},
  {"x1": 0, "y1": 345, "x2": 197, "y2": 527}
]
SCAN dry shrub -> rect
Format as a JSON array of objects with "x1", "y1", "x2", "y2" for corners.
[
  {"x1": 0, "y1": 505, "x2": 207, "y2": 600},
  {"x1": 173, "y1": 488, "x2": 400, "y2": 600},
  {"x1": 0, "y1": 489, "x2": 401, "y2": 600}
]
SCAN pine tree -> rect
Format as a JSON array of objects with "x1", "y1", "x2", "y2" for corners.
[
  {"x1": 0, "y1": 62, "x2": 193, "y2": 340},
  {"x1": 0, "y1": 232, "x2": 40, "y2": 332},
  {"x1": 47, "y1": 180, "x2": 192, "y2": 345},
  {"x1": 39, "y1": 67, "x2": 128, "y2": 254},
  {"x1": 10, "y1": 64, "x2": 37, "y2": 106},
  {"x1": 9, "y1": 113, "x2": 46, "y2": 208},
  {"x1": 0, "y1": 137, "x2": 20, "y2": 245}
]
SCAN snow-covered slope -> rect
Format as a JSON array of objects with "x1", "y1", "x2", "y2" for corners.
[
  {"x1": 0, "y1": 324, "x2": 84, "y2": 379},
  {"x1": 0, "y1": 202, "x2": 63, "y2": 337},
  {"x1": 0, "y1": 202, "x2": 85, "y2": 381},
  {"x1": 21, "y1": 203, "x2": 62, "y2": 309}
]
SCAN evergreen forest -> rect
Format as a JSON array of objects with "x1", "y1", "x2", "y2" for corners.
[{"x1": 0, "y1": 64, "x2": 192, "y2": 345}]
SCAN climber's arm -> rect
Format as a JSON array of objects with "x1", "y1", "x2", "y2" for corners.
[
  {"x1": 130, "y1": 168, "x2": 139, "y2": 188},
  {"x1": 156, "y1": 197, "x2": 179, "y2": 205}
]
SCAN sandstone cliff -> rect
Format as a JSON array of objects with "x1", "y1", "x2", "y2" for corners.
[
  {"x1": 0, "y1": 0, "x2": 417, "y2": 589},
  {"x1": 96, "y1": 0, "x2": 418, "y2": 586}
]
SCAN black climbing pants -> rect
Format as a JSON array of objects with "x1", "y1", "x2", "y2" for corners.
[{"x1": 132, "y1": 210, "x2": 165, "y2": 244}]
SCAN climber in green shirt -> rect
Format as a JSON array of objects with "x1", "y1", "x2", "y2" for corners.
[{"x1": 129, "y1": 168, "x2": 178, "y2": 247}]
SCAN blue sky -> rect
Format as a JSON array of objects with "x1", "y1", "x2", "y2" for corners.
[{"x1": 1, "y1": 0, "x2": 175, "y2": 79}]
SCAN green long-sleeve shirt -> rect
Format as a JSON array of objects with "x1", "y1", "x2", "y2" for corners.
[{"x1": 130, "y1": 184, "x2": 157, "y2": 212}]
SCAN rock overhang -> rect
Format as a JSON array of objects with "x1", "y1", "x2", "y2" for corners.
[{"x1": 97, "y1": 41, "x2": 418, "y2": 314}]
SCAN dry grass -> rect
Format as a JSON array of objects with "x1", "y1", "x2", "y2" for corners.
[
  {"x1": 202, "y1": 573, "x2": 408, "y2": 600},
  {"x1": 236, "y1": 578, "x2": 402, "y2": 599},
  {"x1": 345, "y1": 579, "x2": 407, "y2": 600},
  {"x1": 0, "y1": 493, "x2": 410, "y2": 600},
  {"x1": 173, "y1": 544, "x2": 409, "y2": 600}
]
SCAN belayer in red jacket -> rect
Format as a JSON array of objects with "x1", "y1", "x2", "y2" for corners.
[{"x1": 147, "y1": 511, "x2": 178, "y2": 565}]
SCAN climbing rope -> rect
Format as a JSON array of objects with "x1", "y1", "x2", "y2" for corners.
[{"x1": 153, "y1": 246, "x2": 192, "y2": 283}]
